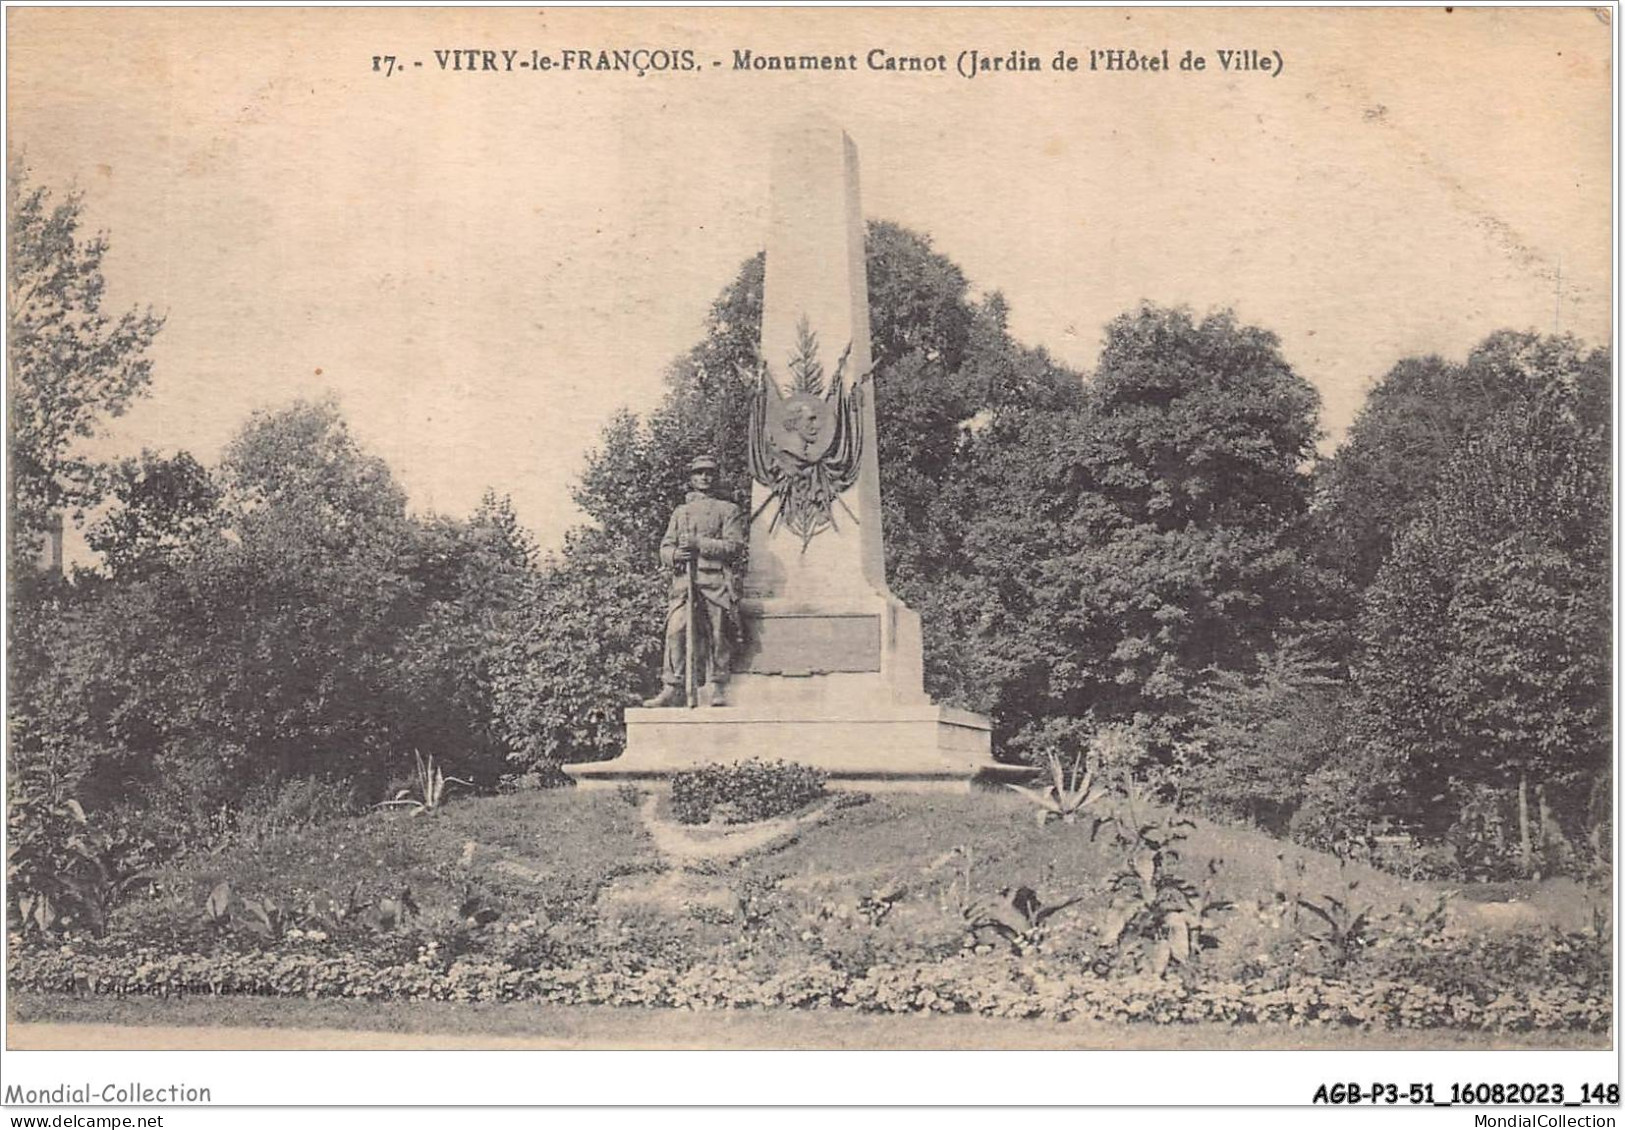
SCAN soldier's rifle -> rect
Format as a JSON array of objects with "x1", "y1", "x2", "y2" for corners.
[{"x1": 685, "y1": 535, "x2": 698, "y2": 710}]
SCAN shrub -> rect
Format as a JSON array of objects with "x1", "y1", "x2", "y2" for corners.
[
  {"x1": 1288, "y1": 755, "x2": 1396, "y2": 856},
  {"x1": 490, "y1": 528, "x2": 664, "y2": 769},
  {"x1": 111, "y1": 740, "x2": 251, "y2": 856},
  {"x1": 7, "y1": 766, "x2": 153, "y2": 937},
  {"x1": 1445, "y1": 783, "x2": 1526, "y2": 883},
  {"x1": 9, "y1": 408, "x2": 535, "y2": 853},
  {"x1": 1362, "y1": 925, "x2": 1612, "y2": 1007},
  {"x1": 111, "y1": 763, "x2": 358, "y2": 859},
  {"x1": 233, "y1": 776, "x2": 360, "y2": 843},
  {"x1": 1296, "y1": 875, "x2": 1375, "y2": 968},
  {"x1": 1182, "y1": 645, "x2": 1347, "y2": 834},
  {"x1": 1099, "y1": 806, "x2": 1230, "y2": 977},
  {"x1": 668, "y1": 759, "x2": 827, "y2": 825},
  {"x1": 1367, "y1": 836, "x2": 1462, "y2": 883},
  {"x1": 1003, "y1": 716, "x2": 1096, "y2": 769}
]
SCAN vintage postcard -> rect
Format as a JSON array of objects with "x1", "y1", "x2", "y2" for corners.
[{"x1": 3, "y1": 4, "x2": 1615, "y2": 1116}]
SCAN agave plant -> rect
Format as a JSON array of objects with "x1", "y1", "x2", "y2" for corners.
[
  {"x1": 1006, "y1": 749, "x2": 1111, "y2": 832},
  {"x1": 204, "y1": 880, "x2": 234, "y2": 926},
  {"x1": 375, "y1": 751, "x2": 472, "y2": 816}
]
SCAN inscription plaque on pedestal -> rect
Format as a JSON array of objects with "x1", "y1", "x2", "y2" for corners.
[{"x1": 736, "y1": 612, "x2": 882, "y2": 676}]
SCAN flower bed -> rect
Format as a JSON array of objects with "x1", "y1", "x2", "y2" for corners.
[{"x1": 9, "y1": 938, "x2": 1607, "y2": 1033}]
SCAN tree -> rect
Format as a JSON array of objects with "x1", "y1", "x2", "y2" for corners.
[
  {"x1": 23, "y1": 400, "x2": 424, "y2": 806},
  {"x1": 862, "y1": 227, "x2": 1082, "y2": 707},
  {"x1": 398, "y1": 490, "x2": 538, "y2": 772},
  {"x1": 983, "y1": 306, "x2": 1326, "y2": 750},
  {"x1": 183, "y1": 399, "x2": 427, "y2": 786},
  {"x1": 7, "y1": 568, "x2": 178, "y2": 811},
  {"x1": 489, "y1": 527, "x2": 665, "y2": 768},
  {"x1": 7, "y1": 162, "x2": 164, "y2": 569},
  {"x1": 1313, "y1": 332, "x2": 1609, "y2": 595},
  {"x1": 84, "y1": 450, "x2": 220, "y2": 578},
  {"x1": 1083, "y1": 306, "x2": 1319, "y2": 533},
  {"x1": 12, "y1": 399, "x2": 545, "y2": 832},
  {"x1": 571, "y1": 251, "x2": 764, "y2": 553},
  {"x1": 1355, "y1": 356, "x2": 1609, "y2": 872}
]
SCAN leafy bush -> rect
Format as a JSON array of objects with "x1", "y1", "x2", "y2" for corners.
[
  {"x1": 106, "y1": 740, "x2": 249, "y2": 856},
  {"x1": 1288, "y1": 753, "x2": 1398, "y2": 857},
  {"x1": 1296, "y1": 876, "x2": 1375, "y2": 968},
  {"x1": 198, "y1": 878, "x2": 423, "y2": 946},
  {"x1": 1003, "y1": 716, "x2": 1096, "y2": 770},
  {"x1": 490, "y1": 528, "x2": 664, "y2": 769},
  {"x1": 962, "y1": 886, "x2": 1082, "y2": 957},
  {"x1": 7, "y1": 766, "x2": 153, "y2": 937},
  {"x1": 1366, "y1": 837, "x2": 1462, "y2": 883},
  {"x1": 668, "y1": 760, "x2": 827, "y2": 825},
  {"x1": 932, "y1": 844, "x2": 1082, "y2": 957},
  {"x1": 1181, "y1": 644, "x2": 1347, "y2": 834},
  {"x1": 1362, "y1": 925, "x2": 1612, "y2": 1010},
  {"x1": 233, "y1": 776, "x2": 360, "y2": 844},
  {"x1": 1099, "y1": 806, "x2": 1230, "y2": 977},
  {"x1": 1445, "y1": 783, "x2": 1524, "y2": 882},
  {"x1": 8, "y1": 406, "x2": 537, "y2": 861},
  {"x1": 106, "y1": 764, "x2": 359, "y2": 862}
]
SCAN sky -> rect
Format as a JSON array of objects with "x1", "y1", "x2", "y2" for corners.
[{"x1": 7, "y1": 6, "x2": 1613, "y2": 558}]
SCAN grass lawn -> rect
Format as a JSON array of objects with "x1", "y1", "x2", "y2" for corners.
[
  {"x1": 118, "y1": 785, "x2": 1484, "y2": 980},
  {"x1": 135, "y1": 785, "x2": 1603, "y2": 937},
  {"x1": 9, "y1": 993, "x2": 1604, "y2": 1050},
  {"x1": 143, "y1": 788, "x2": 663, "y2": 918},
  {"x1": 768, "y1": 787, "x2": 1432, "y2": 907},
  {"x1": 12, "y1": 784, "x2": 1607, "y2": 1049}
]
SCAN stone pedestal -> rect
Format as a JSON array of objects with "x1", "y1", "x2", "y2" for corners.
[
  {"x1": 567, "y1": 703, "x2": 995, "y2": 792},
  {"x1": 566, "y1": 120, "x2": 1000, "y2": 792}
]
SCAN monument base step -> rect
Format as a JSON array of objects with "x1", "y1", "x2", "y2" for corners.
[{"x1": 565, "y1": 703, "x2": 1019, "y2": 792}]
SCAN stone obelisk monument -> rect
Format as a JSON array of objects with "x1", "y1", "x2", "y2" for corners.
[{"x1": 570, "y1": 121, "x2": 996, "y2": 790}]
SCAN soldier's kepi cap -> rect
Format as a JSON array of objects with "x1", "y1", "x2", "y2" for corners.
[{"x1": 688, "y1": 455, "x2": 719, "y2": 473}]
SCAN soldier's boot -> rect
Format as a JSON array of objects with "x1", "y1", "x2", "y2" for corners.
[
  {"x1": 643, "y1": 685, "x2": 685, "y2": 708},
  {"x1": 706, "y1": 681, "x2": 729, "y2": 708}
]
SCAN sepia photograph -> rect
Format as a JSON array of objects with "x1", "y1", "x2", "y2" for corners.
[{"x1": 2, "y1": 3, "x2": 1617, "y2": 1114}]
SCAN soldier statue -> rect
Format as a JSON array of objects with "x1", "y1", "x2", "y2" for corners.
[{"x1": 643, "y1": 454, "x2": 746, "y2": 707}]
